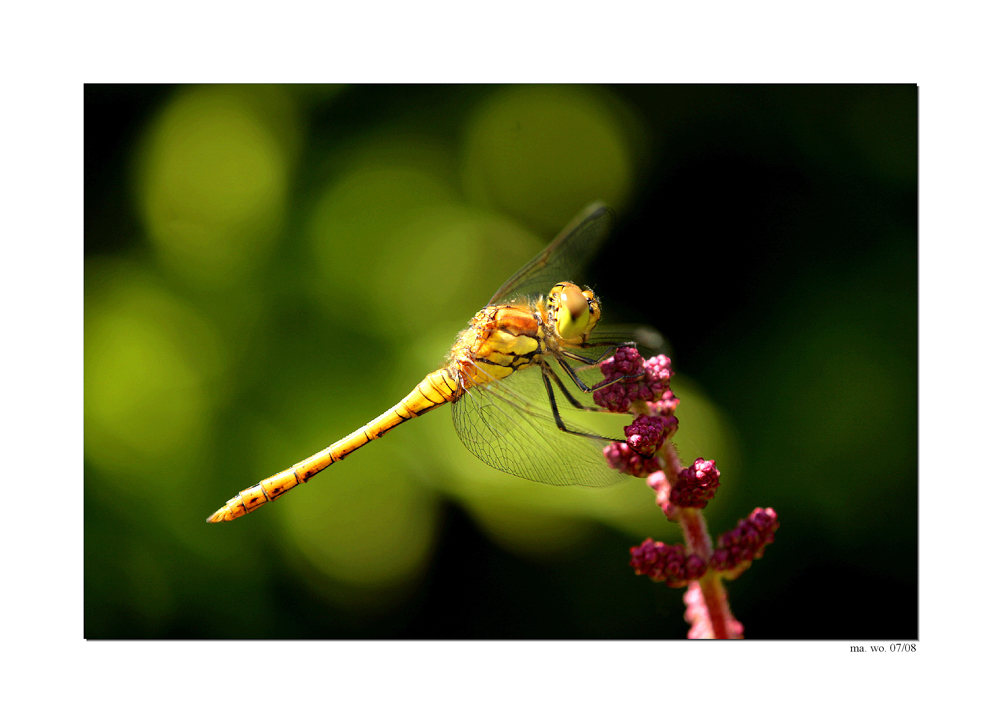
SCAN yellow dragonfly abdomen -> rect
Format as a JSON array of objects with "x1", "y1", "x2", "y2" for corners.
[{"x1": 207, "y1": 368, "x2": 460, "y2": 522}]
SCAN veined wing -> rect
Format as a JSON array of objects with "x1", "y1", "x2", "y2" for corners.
[
  {"x1": 585, "y1": 323, "x2": 668, "y2": 357},
  {"x1": 488, "y1": 202, "x2": 614, "y2": 307},
  {"x1": 451, "y1": 357, "x2": 630, "y2": 488}
]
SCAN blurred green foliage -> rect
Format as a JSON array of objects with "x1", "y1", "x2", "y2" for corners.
[{"x1": 85, "y1": 84, "x2": 916, "y2": 639}]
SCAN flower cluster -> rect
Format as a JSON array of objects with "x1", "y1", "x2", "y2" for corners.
[
  {"x1": 593, "y1": 347, "x2": 673, "y2": 415},
  {"x1": 602, "y1": 414, "x2": 676, "y2": 477},
  {"x1": 625, "y1": 415, "x2": 673, "y2": 456},
  {"x1": 640, "y1": 354, "x2": 672, "y2": 402},
  {"x1": 603, "y1": 442, "x2": 662, "y2": 477},
  {"x1": 648, "y1": 389, "x2": 679, "y2": 418},
  {"x1": 709, "y1": 507, "x2": 780, "y2": 579},
  {"x1": 671, "y1": 458, "x2": 720, "y2": 509},
  {"x1": 642, "y1": 459, "x2": 722, "y2": 518},
  {"x1": 629, "y1": 538, "x2": 706, "y2": 588}
]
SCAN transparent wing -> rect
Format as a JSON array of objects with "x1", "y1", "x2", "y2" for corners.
[
  {"x1": 584, "y1": 324, "x2": 669, "y2": 356},
  {"x1": 451, "y1": 359, "x2": 630, "y2": 487},
  {"x1": 488, "y1": 202, "x2": 614, "y2": 306}
]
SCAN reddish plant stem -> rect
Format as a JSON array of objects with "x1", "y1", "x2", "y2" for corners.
[
  {"x1": 694, "y1": 572, "x2": 733, "y2": 639},
  {"x1": 676, "y1": 507, "x2": 731, "y2": 638},
  {"x1": 677, "y1": 507, "x2": 713, "y2": 563},
  {"x1": 663, "y1": 443, "x2": 733, "y2": 639}
]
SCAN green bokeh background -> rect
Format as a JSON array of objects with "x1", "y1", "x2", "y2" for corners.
[{"x1": 84, "y1": 84, "x2": 916, "y2": 639}]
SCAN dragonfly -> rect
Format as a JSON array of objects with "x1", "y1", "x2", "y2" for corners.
[{"x1": 207, "y1": 202, "x2": 648, "y2": 523}]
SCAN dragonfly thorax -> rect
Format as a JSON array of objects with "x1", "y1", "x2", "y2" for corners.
[{"x1": 547, "y1": 282, "x2": 601, "y2": 345}]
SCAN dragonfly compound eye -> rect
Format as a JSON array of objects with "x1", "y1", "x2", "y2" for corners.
[{"x1": 554, "y1": 283, "x2": 591, "y2": 340}]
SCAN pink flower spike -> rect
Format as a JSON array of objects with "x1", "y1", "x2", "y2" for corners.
[{"x1": 670, "y1": 458, "x2": 721, "y2": 508}]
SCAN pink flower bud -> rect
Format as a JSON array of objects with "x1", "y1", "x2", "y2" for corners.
[
  {"x1": 624, "y1": 415, "x2": 670, "y2": 456},
  {"x1": 670, "y1": 458, "x2": 721, "y2": 508},
  {"x1": 603, "y1": 441, "x2": 662, "y2": 477}
]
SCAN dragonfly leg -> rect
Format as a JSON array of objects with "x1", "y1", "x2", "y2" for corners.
[
  {"x1": 541, "y1": 361, "x2": 603, "y2": 412},
  {"x1": 555, "y1": 349, "x2": 644, "y2": 393},
  {"x1": 540, "y1": 363, "x2": 620, "y2": 443}
]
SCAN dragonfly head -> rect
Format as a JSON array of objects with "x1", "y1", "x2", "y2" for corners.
[{"x1": 548, "y1": 282, "x2": 601, "y2": 343}]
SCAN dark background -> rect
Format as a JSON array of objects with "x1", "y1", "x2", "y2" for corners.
[{"x1": 84, "y1": 84, "x2": 916, "y2": 639}]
